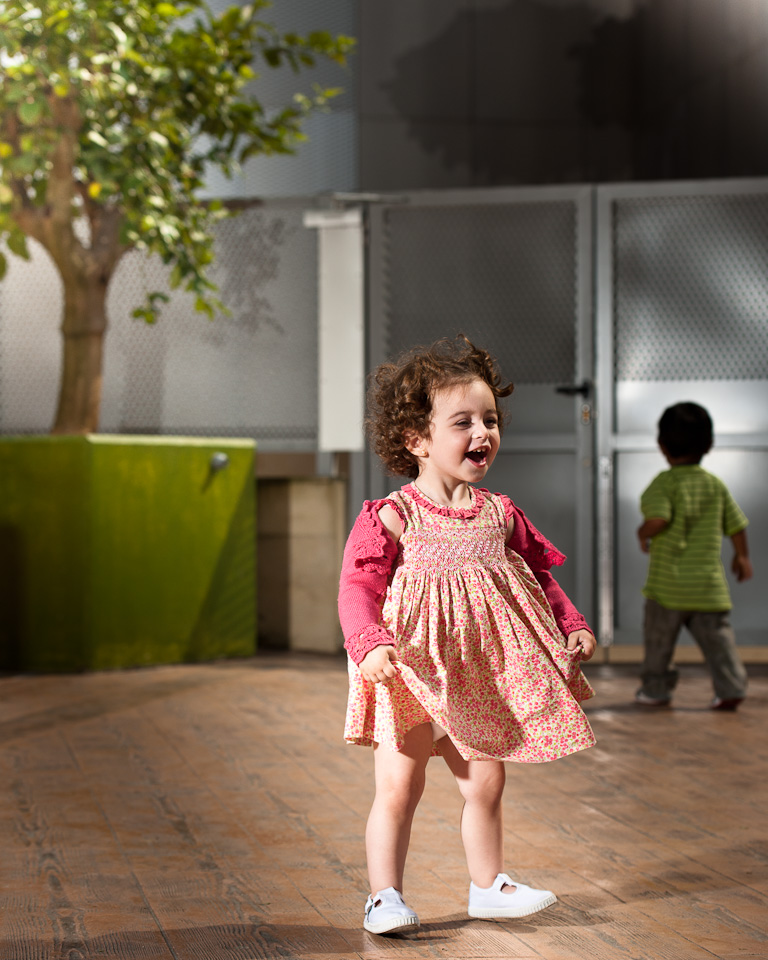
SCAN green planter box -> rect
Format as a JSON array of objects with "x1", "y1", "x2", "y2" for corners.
[{"x1": 0, "y1": 435, "x2": 256, "y2": 672}]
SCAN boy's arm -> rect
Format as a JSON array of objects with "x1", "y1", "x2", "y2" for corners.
[
  {"x1": 637, "y1": 517, "x2": 669, "y2": 553},
  {"x1": 730, "y1": 528, "x2": 753, "y2": 582},
  {"x1": 639, "y1": 473, "x2": 672, "y2": 553}
]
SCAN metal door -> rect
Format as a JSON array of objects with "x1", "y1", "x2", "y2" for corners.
[
  {"x1": 596, "y1": 179, "x2": 768, "y2": 649},
  {"x1": 364, "y1": 187, "x2": 595, "y2": 620}
]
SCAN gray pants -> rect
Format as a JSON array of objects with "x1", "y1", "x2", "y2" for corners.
[{"x1": 640, "y1": 599, "x2": 748, "y2": 701}]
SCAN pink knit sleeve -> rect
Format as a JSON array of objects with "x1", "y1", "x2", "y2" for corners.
[
  {"x1": 498, "y1": 495, "x2": 567, "y2": 571},
  {"x1": 498, "y1": 494, "x2": 593, "y2": 639},
  {"x1": 338, "y1": 500, "x2": 400, "y2": 664}
]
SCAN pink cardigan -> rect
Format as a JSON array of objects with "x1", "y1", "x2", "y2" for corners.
[{"x1": 338, "y1": 489, "x2": 592, "y2": 665}]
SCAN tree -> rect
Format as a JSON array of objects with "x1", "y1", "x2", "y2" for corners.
[{"x1": 0, "y1": 0, "x2": 353, "y2": 433}]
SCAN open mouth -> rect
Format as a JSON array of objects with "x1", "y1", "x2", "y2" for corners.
[{"x1": 465, "y1": 448, "x2": 489, "y2": 466}]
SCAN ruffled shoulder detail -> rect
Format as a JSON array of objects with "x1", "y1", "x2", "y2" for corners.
[
  {"x1": 492, "y1": 492, "x2": 567, "y2": 570},
  {"x1": 381, "y1": 496, "x2": 407, "y2": 528},
  {"x1": 350, "y1": 500, "x2": 399, "y2": 573},
  {"x1": 405, "y1": 483, "x2": 485, "y2": 519},
  {"x1": 490, "y1": 490, "x2": 517, "y2": 527}
]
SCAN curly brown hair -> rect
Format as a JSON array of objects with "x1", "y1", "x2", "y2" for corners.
[{"x1": 366, "y1": 334, "x2": 515, "y2": 479}]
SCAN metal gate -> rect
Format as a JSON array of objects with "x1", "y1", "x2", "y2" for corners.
[
  {"x1": 365, "y1": 187, "x2": 595, "y2": 621},
  {"x1": 596, "y1": 178, "x2": 768, "y2": 649},
  {"x1": 362, "y1": 179, "x2": 768, "y2": 648}
]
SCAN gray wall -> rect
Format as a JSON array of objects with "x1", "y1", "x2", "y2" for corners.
[{"x1": 358, "y1": 0, "x2": 768, "y2": 191}]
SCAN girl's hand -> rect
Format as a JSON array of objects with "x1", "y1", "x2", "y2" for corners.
[
  {"x1": 567, "y1": 630, "x2": 596, "y2": 661},
  {"x1": 359, "y1": 645, "x2": 400, "y2": 684}
]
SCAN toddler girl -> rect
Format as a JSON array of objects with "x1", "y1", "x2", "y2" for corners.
[{"x1": 338, "y1": 335, "x2": 596, "y2": 935}]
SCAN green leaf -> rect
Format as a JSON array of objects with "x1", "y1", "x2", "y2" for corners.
[
  {"x1": 7, "y1": 153, "x2": 36, "y2": 175},
  {"x1": 148, "y1": 131, "x2": 169, "y2": 149},
  {"x1": 86, "y1": 130, "x2": 109, "y2": 147},
  {"x1": 107, "y1": 22, "x2": 128, "y2": 44},
  {"x1": 0, "y1": 251, "x2": 6, "y2": 280},
  {"x1": 169, "y1": 263, "x2": 183, "y2": 288},
  {"x1": 7, "y1": 230, "x2": 29, "y2": 259},
  {"x1": 132, "y1": 306, "x2": 158, "y2": 324},
  {"x1": 44, "y1": 9, "x2": 70, "y2": 27},
  {"x1": 17, "y1": 100, "x2": 43, "y2": 125},
  {"x1": 155, "y1": 3, "x2": 181, "y2": 17},
  {"x1": 3, "y1": 87, "x2": 25, "y2": 105},
  {"x1": 158, "y1": 221, "x2": 179, "y2": 240},
  {"x1": 195, "y1": 296, "x2": 214, "y2": 318}
]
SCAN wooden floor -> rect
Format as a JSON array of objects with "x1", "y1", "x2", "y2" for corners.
[{"x1": 1, "y1": 653, "x2": 767, "y2": 960}]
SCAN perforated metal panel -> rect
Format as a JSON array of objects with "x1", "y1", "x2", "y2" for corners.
[
  {"x1": 203, "y1": 0, "x2": 358, "y2": 200},
  {"x1": 0, "y1": 240, "x2": 63, "y2": 433},
  {"x1": 364, "y1": 187, "x2": 595, "y2": 618},
  {"x1": 596, "y1": 179, "x2": 768, "y2": 648},
  {"x1": 105, "y1": 205, "x2": 319, "y2": 445},
  {"x1": 382, "y1": 201, "x2": 578, "y2": 385},
  {"x1": 614, "y1": 194, "x2": 768, "y2": 381},
  {"x1": 0, "y1": 204, "x2": 319, "y2": 449}
]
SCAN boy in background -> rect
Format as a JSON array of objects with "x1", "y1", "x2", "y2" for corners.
[{"x1": 636, "y1": 402, "x2": 752, "y2": 711}]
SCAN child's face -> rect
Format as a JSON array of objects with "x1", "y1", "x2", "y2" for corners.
[{"x1": 407, "y1": 379, "x2": 501, "y2": 484}]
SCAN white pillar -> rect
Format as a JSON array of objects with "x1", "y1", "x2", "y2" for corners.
[{"x1": 303, "y1": 207, "x2": 365, "y2": 452}]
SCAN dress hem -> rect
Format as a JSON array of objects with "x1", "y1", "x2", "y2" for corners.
[{"x1": 344, "y1": 732, "x2": 597, "y2": 764}]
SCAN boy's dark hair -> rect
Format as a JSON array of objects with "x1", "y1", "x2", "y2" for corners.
[
  {"x1": 366, "y1": 334, "x2": 514, "y2": 478},
  {"x1": 658, "y1": 402, "x2": 713, "y2": 461}
]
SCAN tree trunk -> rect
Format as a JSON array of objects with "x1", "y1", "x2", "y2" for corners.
[{"x1": 51, "y1": 276, "x2": 109, "y2": 434}]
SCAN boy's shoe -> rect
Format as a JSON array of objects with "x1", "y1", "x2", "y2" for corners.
[
  {"x1": 468, "y1": 873, "x2": 557, "y2": 919},
  {"x1": 634, "y1": 689, "x2": 671, "y2": 707},
  {"x1": 363, "y1": 887, "x2": 419, "y2": 934},
  {"x1": 711, "y1": 697, "x2": 743, "y2": 711}
]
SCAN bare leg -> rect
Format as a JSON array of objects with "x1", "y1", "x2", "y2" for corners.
[
  {"x1": 440, "y1": 739, "x2": 509, "y2": 889},
  {"x1": 365, "y1": 722, "x2": 434, "y2": 893}
]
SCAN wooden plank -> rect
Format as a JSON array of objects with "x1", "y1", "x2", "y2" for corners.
[
  {"x1": 0, "y1": 732, "x2": 173, "y2": 960},
  {"x1": 0, "y1": 657, "x2": 766, "y2": 960}
]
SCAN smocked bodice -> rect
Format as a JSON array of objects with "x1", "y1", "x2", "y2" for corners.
[{"x1": 386, "y1": 484, "x2": 507, "y2": 573}]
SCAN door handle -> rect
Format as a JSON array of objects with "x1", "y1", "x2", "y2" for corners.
[{"x1": 555, "y1": 380, "x2": 591, "y2": 398}]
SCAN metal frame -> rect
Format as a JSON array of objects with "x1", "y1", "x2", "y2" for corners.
[
  {"x1": 594, "y1": 177, "x2": 768, "y2": 645},
  {"x1": 363, "y1": 184, "x2": 596, "y2": 615}
]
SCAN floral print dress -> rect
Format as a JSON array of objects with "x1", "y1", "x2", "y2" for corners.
[{"x1": 344, "y1": 485, "x2": 596, "y2": 763}]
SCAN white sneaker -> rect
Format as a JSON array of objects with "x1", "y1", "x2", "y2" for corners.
[
  {"x1": 363, "y1": 887, "x2": 420, "y2": 934},
  {"x1": 468, "y1": 873, "x2": 557, "y2": 919}
]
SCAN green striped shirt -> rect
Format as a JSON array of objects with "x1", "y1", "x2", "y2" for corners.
[{"x1": 641, "y1": 465, "x2": 748, "y2": 611}]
